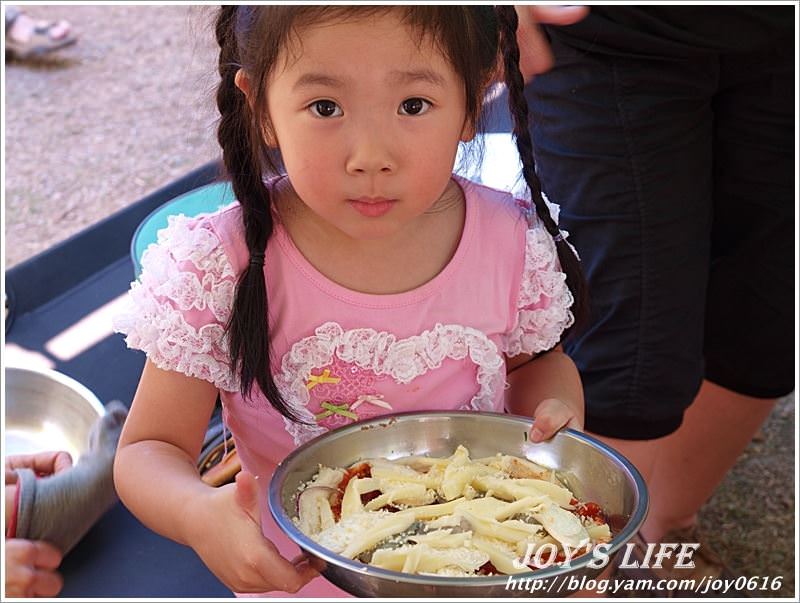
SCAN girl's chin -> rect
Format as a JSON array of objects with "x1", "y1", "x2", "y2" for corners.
[{"x1": 339, "y1": 221, "x2": 403, "y2": 242}]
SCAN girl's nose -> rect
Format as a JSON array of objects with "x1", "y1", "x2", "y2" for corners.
[{"x1": 345, "y1": 130, "x2": 394, "y2": 175}]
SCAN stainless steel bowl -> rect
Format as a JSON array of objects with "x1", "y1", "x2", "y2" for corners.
[
  {"x1": 4, "y1": 365, "x2": 106, "y2": 462},
  {"x1": 270, "y1": 411, "x2": 648, "y2": 597}
]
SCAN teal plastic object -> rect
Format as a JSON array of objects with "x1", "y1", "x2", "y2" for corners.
[{"x1": 130, "y1": 182, "x2": 236, "y2": 277}]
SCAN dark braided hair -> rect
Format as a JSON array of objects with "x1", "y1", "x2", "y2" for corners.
[
  {"x1": 215, "y1": 6, "x2": 303, "y2": 421},
  {"x1": 215, "y1": 6, "x2": 582, "y2": 422},
  {"x1": 495, "y1": 6, "x2": 588, "y2": 333}
]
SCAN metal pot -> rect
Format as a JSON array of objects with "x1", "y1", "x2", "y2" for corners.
[
  {"x1": 269, "y1": 411, "x2": 648, "y2": 597},
  {"x1": 4, "y1": 365, "x2": 106, "y2": 462}
]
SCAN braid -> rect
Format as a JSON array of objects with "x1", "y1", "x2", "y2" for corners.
[
  {"x1": 495, "y1": 6, "x2": 588, "y2": 334},
  {"x1": 214, "y1": 5, "x2": 237, "y2": 50},
  {"x1": 215, "y1": 7, "x2": 306, "y2": 423}
]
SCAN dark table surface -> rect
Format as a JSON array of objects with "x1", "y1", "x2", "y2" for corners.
[{"x1": 5, "y1": 161, "x2": 232, "y2": 598}]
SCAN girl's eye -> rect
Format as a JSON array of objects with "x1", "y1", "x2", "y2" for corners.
[
  {"x1": 399, "y1": 98, "x2": 431, "y2": 116},
  {"x1": 309, "y1": 100, "x2": 342, "y2": 118}
]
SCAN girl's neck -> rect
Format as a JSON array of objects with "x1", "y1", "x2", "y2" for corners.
[{"x1": 273, "y1": 178, "x2": 466, "y2": 295}]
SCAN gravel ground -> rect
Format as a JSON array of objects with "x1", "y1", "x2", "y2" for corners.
[
  {"x1": 4, "y1": 5, "x2": 796, "y2": 598},
  {"x1": 5, "y1": 5, "x2": 219, "y2": 267}
]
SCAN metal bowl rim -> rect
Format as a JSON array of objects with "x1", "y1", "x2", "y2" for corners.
[
  {"x1": 5, "y1": 365, "x2": 106, "y2": 418},
  {"x1": 269, "y1": 410, "x2": 648, "y2": 588}
]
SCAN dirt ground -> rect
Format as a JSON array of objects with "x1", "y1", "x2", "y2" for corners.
[
  {"x1": 5, "y1": 5, "x2": 220, "y2": 267},
  {"x1": 4, "y1": 5, "x2": 796, "y2": 598}
]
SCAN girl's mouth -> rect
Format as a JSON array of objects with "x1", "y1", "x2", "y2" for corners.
[{"x1": 348, "y1": 197, "x2": 397, "y2": 218}]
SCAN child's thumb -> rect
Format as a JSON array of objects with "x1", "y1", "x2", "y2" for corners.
[{"x1": 234, "y1": 471, "x2": 262, "y2": 525}]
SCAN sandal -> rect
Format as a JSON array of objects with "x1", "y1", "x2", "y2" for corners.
[{"x1": 5, "y1": 8, "x2": 78, "y2": 60}]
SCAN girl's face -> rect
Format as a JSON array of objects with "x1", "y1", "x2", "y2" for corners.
[{"x1": 263, "y1": 12, "x2": 473, "y2": 241}]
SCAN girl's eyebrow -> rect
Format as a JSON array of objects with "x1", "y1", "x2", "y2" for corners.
[
  {"x1": 292, "y1": 73, "x2": 344, "y2": 91},
  {"x1": 292, "y1": 69, "x2": 446, "y2": 92},
  {"x1": 388, "y1": 69, "x2": 446, "y2": 87}
]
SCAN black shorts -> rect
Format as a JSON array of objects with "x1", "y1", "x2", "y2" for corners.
[{"x1": 524, "y1": 17, "x2": 795, "y2": 440}]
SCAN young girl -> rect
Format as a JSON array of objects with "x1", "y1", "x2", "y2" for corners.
[{"x1": 113, "y1": 6, "x2": 587, "y2": 597}]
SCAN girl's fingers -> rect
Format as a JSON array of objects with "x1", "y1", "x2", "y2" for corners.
[
  {"x1": 233, "y1": 471, "x2": 262, "y2": 525},
  {"x1": 251, "y1": 539, "x2": 313, "y2": 593},
  {"x1": 292, "y1": 552, "x2": 326, "y2": 573},
  {"x1": 291, "y1": 556, "x2": 322, "y2": 586},
  {"x1": 308, "y1": 556, "x2": 327, "y2": 572},
  {"x1": 229, "y1": 553, "x2": 309, "y2": 594},
  {"x1": 269, "y1": 562, "x2": 313, "y2": 593},
  {"x1": 566, "y1": 416, "x2": 583, "y2": 431},
  {"x1": 234, "y1": 480, "x2": 321, "y2": 592},
  {"x1": 530, "y1": 398, "x2": 575, "y2": 442}
]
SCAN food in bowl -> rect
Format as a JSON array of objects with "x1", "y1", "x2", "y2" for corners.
[
  {"x1": 271, "y1": 412, "x2": 648, "y2": 597},
  {"x1": 294, "y1": 444, "x2": 611, "y2": 577}
]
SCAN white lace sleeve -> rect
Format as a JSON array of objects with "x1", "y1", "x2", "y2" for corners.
[
  {"x1": 112, "y1": 215, "x2": 239, "y2": 391},
  {"x1": 502, "y1": 215, "x2": 575, "y2": 357}
]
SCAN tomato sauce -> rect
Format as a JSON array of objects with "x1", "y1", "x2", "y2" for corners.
[
  {"x1": 574, "y1": 501, "x2": 606, "y2": 524},
  {"x1": 477, "y1": 561, "x2": 499, "y2": 575},
  {"x1": 331, "y1": 463, "x2": 372, "y2": 520}
]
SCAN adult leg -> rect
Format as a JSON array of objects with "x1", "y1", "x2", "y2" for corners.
[
  {"x1": 526, "y1": 32, "x2": 717, "y2": 466},
  {"x1": 526, "y1": 32, "x2": 719, "y2": 597},
  {"x1": 644, "y1": 37, "x2": 795, "y2": 543},
  {"x1": 642, "y1": 383, "x2": 776, "y2": 541}
]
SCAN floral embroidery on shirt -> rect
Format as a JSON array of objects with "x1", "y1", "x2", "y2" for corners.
[
  {"x1": 350, "y1": 394, "x2": 391, "y2": 411},
  {"x1": 305, "y1": 369, "x2": 341, "y2": 390},
  {"x1": 277, "y1": 321, "x2": 505, "y2": 445},
  {"x1": 304, "y1": 357, "x2": 390, "y2": 430}
]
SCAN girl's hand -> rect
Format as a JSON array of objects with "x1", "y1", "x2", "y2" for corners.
[
  {"x1": 186, "y1": 471, "x2": 320, "y2": 594},
  {"x1": 530, "y1": 397, "x2": 583, "y2": 443}
]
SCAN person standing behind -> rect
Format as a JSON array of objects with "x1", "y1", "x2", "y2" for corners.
[{"x1": 515, "y1": 3, "x2": 794, "y2": 589}]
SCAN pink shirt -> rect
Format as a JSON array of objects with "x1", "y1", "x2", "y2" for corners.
[{"x1": 114, "y1": 174, "x2": 574, "y2": 596}]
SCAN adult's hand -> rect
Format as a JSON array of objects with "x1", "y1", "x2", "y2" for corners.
[
  {"x1": 515, "y1": 5, "x2": 589, "y2": 81},
  {"x1": 4, "y1": 539, "x2": 64, "y2": 597},
  {"x1": 5, "y1": 451, "x2": 73, "y2": 485}
]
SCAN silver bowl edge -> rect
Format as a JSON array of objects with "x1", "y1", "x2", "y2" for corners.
[{"x1": 269, "y1": 410, "x2": 648, "y2": 598}]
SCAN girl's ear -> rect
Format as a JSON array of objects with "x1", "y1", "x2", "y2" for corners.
[
  {"x1": 234, "y1": 68, "x2": 252, "y2": 99},
  {"x1": 235, "y1": 68, "x2": 278, "y2": 148},
  {"x1": 460, "y1": 118, "x2": 477, "y2": 143}
]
